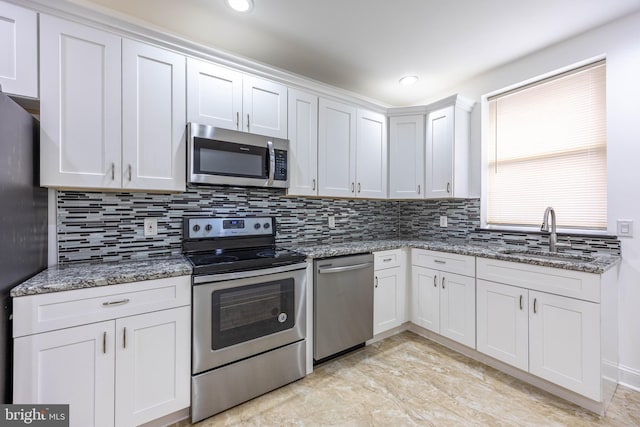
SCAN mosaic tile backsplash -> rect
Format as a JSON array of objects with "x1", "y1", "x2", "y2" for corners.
[{"x1": 56, "y1": 190, "x2": 620, "y2": 263}]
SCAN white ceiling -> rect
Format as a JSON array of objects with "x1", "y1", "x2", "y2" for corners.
[{"x1": 73, "y1": 0, "x2": 640, "y2": 106}]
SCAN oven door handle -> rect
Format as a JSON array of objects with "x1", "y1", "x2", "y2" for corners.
[
  {"x1": 193, "y1": 262, "x2": 307, "y2": 284},
  {"x1": 317, "y1": 262, "x2": 373, "y2": 274},
  {"x1": 267, "y1": 140, "x2": 275, "y2": 186}
]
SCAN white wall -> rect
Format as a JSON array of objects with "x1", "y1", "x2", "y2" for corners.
[{"x1": 430, "y1": 11, "x2": 640, "y2": 390}]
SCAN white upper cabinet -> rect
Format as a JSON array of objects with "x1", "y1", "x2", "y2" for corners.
[
  {"x1": 425, "y1": 95, "x2": 474, "y2": 198},
  {"x1": 40, "y1": 16, "x2": 186, "y2": 192},
  {"x1": 187, "y1": 57, "x2": 287, "y2": 139},
  {"x1": 318, "y1": 98, "x2": 387, "y2": 198},
  {"x1": 40, "y1": 15, "x2": 122, "y2": 190},
  {"x1": 0, "y1": 1, "x2": 37, "y2": 98},
  {"x1": 287, "y1": 89, "x2": 318, "y2": 196},
  {"x1": 389, "y1": 115, "x2": 425, "y2": 199},
  {"x1": 318, "y1": 98, "x2": 357, "y2": 197},
  {"x1": 356, "y1": 109, "x2": 387, "y2": 198},
  {"x1": 122, "y1": 39, "x2": 186, "y2": 192}
]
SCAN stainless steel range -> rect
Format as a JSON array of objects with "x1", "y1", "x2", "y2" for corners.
[{"x1": 183, "y1": 217, "x2": 307, "y2": 423}]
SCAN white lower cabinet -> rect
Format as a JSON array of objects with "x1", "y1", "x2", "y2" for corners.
[
  {"x1": 476, "y1": 257, "x2": 615, "y2": 403},
  {"x1": 411, "y1": 249, "x2": 475, "y2": 348},
  {"x1": 13, "y1": 276, "x2": 191, "y2": 427},
  {"x1": 373, "y1": 249, "x2": 407, "y2": 335}
]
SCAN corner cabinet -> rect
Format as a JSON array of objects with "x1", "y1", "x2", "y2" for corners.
[
  {"x1": 287, "y1": 89, "x2": 318, "y2": 196},
  {"x1": 39, "y1": 15, "x2": 186, "y2": 192},
  {"x1": 476, "y1": 257, "x2": 618, "y2": 404},
  {"x1": 318, "y1": 98, "x2": 387, "y2": 198},
  {"x1": 373, "y1": 249, "x2": 407, "y2": 335},
  {"x1": 425, "y1": 95, "x2": 474, "y2": 198},
  {"x1": 411, "y1": 249, "x2": 476, "y2": 348},
  {"x1": 389, "y1": 115, "x2": 425, "y2": 199},
  {"x1": 0, "y1": 0, "x2": 37, "y2": 98},
  {"x1": 13, "y1": 277, "x2": 191, "y2": 427},
  {"x1": 186, "y1": 57, "x2": 287, "y2": 139}
]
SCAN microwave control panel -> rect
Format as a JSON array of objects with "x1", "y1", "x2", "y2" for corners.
[{"x1": 274, "y1": 149, "x2": 287, "y2": 180}]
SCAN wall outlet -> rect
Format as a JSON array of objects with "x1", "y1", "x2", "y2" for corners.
[
  {"x1": 439, "y1": 216, "x2": 448, "y2": 227},
  {"x1": 328, "y1": 216, "x2": 336, "y2": 229},
  {"x1": 617, "y1": 219, "x2": 633, "y2": 237},
  {"x1": 144, "y1": 218, "x2": 158, "y2": 236}
]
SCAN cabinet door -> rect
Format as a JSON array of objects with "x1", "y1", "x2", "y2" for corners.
[
  {"x1": 0, "y1": 1, "x2": 37, "y2": 97},
  {"x1": 40, "y1": 15, "x2": 122, "y2": 189},
  {"x1": 425, "y1": 106, "x2": 454, "y2": 198},
  {"x1": 439, "y1": 272, "x2": 475, "y2": 348},
  {"x1": 476, "y1": 280, "x2": 528, "y2": 370},
  {"x1": 186, "y1": 57, "x2": 242, "y2": 130},
  {"x1": 529, "y1": 291, "x2": 601, "y2": 401},
  {"x1": 374, "y1": 266, "x2": 406, "y2": 335},
  {"x1": 243, "y1": 75, "x2": 287, "y2": 138},
  {"x1": 115, "y1": 306, "x2": 191, "y2": 426},
  {"x1": 389, "y1": 115, "x2": 425, "y2": 199},
  {"x1": 411, "y1": 266, "x2": 439, "y2": 332},
  {"x1": 356, "y1": 109, "x2": 387, "y2": 198},
  {"x1": 318, "y1": 98, "x2": 357, "y2": 197},
  {"x1": 13, "y1": 321, "x2": 115, "y2": 427},
  {"x1": 287, "y1": 89, "x2": 318, "y2": 196},
  {"x1": 122, "y1": 39, "x2": 186, "y2": 192}
]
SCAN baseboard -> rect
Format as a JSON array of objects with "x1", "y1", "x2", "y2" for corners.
[
  {"x1": 618, "y1": 364, "x2": 640, "y2": 392},
  {"x1": 367, "y1": 323, "x2": 410, "y2": 344}
]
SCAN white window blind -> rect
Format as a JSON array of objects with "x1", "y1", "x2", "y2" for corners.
[{"x1": 487, "y1": 61, "x2": 607, "y2": 230}]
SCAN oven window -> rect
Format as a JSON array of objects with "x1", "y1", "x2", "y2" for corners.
[
  {"x1": 211, "y1": 279, "x2": 295, "y2": 350},
  {"x1": 195, "y1": 137, "x2": 267, "y2": 179}
]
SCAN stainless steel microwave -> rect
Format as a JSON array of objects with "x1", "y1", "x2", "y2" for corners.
[{"x1": 187, "y1": 123, "x2": 289, "y2": 188}]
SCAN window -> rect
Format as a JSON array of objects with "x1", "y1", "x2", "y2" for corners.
[{"x1": 485, "y1": 60, "x2": 607, "y2": 231}]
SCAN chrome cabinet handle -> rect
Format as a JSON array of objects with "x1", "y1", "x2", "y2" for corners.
[
  {"x1": 434, "y1": 259, "x2": 446, "y2": 264},
  {"x1": 533, "y1": 298, "x2": 538, "y2": 314},
  {"x1": 123, "y1": 327, "x2": 127, "y2": 349},
  {"x1": 442, "y1": 277, "x2": 445, "y2": 289},
  {"x1": 446, "y1": 182, "x2": 451, "y2": 194},
  {"x1": 247, "y1": 113, "x2": 250, "y2": 131},
  {"x1": 236, "y1": 112, "x2": 240, "y2": 130},
  {"x1": 128, "y1": 164, "x2": 132, "y2": 181},
  {"x1": 358, "y1": 183, "x2": 361, "y2": 193},
  {"x1": 519, "y1": 295, "x2": 524, "y2": 310},
  {"x1": 103, "y1": 332, "x2": 107, "y2": 354},
  {"x1": 433, "y1": 276, "x2": 437, "y2": 288},
  {"x1": 102, "y1": 298, "x2": 130, "y2": 307},
  {"x1": 375, "y1": 276, "x2": 378, "y2": 288},
  {"x1": 351, "y1": 182, "x2": 355, "y2": 193},
  {"x1": 267, "y1": 140, "x2": 275, "y2": 185},
  {"x1": 312, "y1": 179, "x2": 316, "y2": 191},
  {"x1": 111, "y1": 163, "x2": 115, "y2": 180},
  {"x1": 417, "y1": 184, "x2": 421, "y2": 194}
]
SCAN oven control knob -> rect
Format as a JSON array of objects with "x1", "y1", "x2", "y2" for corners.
[
  {"x1": 192, "y1": 224, "x2": 201, "y2": 232},
  {"x1": 205, "y1": 224, "x2": 212, "y2": 232},
  {"x1": 254, "y1": 223, "x2": 261, "y2": 229},
  {"x1": 278, "y1": 313, "x2": 287, "y2": 323},
  {"x1": 263, "y1": 222, "x2": 270, "y2": 229}
]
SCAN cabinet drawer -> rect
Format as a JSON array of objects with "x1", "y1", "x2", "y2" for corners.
[
  {"x1": 411, "y1": 249, "x2": 475, "y2": 277},
  {"x1": 13, "y1": 276, "x2": 191, "y2": 337},
  {"x1": 476, "y1": 257, "x2": 600, "y2": 303},
  {"x1": 374, "y1": 249, "x2": 403, "y2": 270}
]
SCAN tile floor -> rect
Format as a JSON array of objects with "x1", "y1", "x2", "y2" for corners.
[{"x1": 186, "y1": 331, "x2": 640, "y2": 426}]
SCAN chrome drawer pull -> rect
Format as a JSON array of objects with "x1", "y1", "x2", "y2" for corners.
[
  {"x1": 102, "y1": 298, "x2": 130, "y2": 307},
  {"x1": 383, "y1": 258, "x2": 393, "y2": 262},
  {"x1": 434, "y1": 260, "x2": 446, "y2": 264}
]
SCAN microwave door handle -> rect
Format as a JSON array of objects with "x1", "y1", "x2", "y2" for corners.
[{"x1": 267, "y1": 140, "x2": 275, "y2": 185}]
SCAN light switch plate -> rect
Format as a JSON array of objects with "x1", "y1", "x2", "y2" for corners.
[
  {"x1": 440, "y1": 216, "x2": 448, "y2": 227},
  {"x1": 617, "y1": 219, "x2": 633, "y2": 237},
  {"x1": 144, "y1": 218, "x2": 158, "y2": 236}
]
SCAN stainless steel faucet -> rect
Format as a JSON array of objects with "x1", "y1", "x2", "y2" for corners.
[{"x1": 540, "y1": 207, "x2": 569, "y2": 252}]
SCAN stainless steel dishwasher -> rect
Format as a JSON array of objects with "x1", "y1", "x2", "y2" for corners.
[{"x1": 313, "y1": 253, "x2": 374, "y2": 362}]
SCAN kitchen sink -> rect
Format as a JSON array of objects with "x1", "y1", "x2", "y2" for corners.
[{"x1": 499, "y1": 249, "x2": 595, "y2": 263}]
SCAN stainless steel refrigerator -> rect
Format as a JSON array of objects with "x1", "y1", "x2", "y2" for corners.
[{"x1": 0, "y1": 91, "x2": 48, "y2": 403}]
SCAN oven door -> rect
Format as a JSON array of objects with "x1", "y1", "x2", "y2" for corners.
[{"x1": 192, "y1": 264, "x2": 306, "y2": 374}]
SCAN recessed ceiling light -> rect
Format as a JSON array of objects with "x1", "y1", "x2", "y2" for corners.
[
  {"x1": 226, "y1": 0, "x2": 254, "y2": 12},
  {"x1": 399, "y1": 75, "x2": 419, "y2": 86}
]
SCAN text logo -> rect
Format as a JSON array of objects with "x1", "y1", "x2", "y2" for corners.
[{"x1": 1, "y1": 405, "x2": 69, "y2": 426}]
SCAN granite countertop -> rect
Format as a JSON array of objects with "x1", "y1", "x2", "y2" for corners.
[
  {"x1": 290, "y1": 239, "x2": 620, "y2": 274},
  {"x1": 10, "y1": 255, "x2": 192, "y2": 298},
  {"x1": 12, "y1": 240, "x2": 620, "y2": 298}
]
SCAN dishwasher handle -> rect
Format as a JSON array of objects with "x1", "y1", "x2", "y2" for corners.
[{"x1": 317, "y1": 262, "x2": 373, "y2": 274}]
